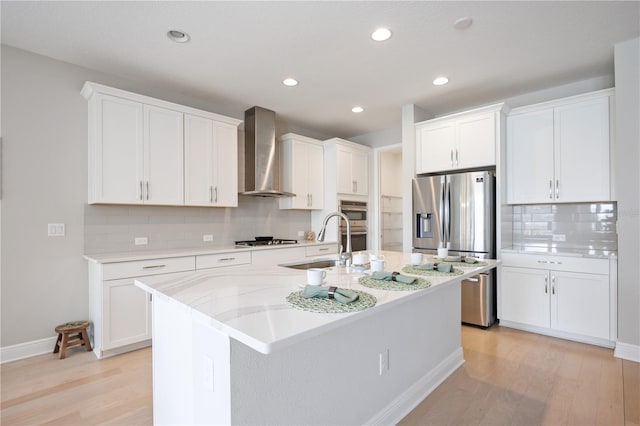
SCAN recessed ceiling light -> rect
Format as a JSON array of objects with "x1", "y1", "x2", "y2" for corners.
[
  {"x1": 352, "y1": 106, "x2": 364, "y2": 113},
  {"x1": 453, "y1": 17, "x2": 473, "y2": 30},
  {"x1": 167, "y1": 30, "x2": 190, "y2": 43},
  {"x1": 282, "y1": 78, "x2": 299, "y2": 87},
  {"x1": 433, "y1": 77, "x2": 449, "y2": 86},
  {"x1": 370, "y1": 28, "x2": 392, "y2": 42}
]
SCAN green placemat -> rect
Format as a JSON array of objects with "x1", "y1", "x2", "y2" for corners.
[
  {"x1": 286, "y1": 289, "x2": 377, "y2": 313},
  {"x1": 402, "y1": 265, "x2": 465, "y2": 276},
  {"x1": 358, "y1": 275, "x2": 431, "y2": 291}
]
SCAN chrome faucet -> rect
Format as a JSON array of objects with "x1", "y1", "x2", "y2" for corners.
[{"x1": 317, "y1": 211, "x2": 352, "y2": 266}]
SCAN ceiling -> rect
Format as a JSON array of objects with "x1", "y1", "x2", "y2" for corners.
[{"x1": 2, "y1": 1, "x2": 639, "y2": 138}]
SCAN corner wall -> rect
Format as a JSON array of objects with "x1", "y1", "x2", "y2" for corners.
[{"x1": 614, "y1": 37, "x2": 640, "y2": 353}]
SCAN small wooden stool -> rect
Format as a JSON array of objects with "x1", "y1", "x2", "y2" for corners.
[{"x1": 53, "y1": 321, "x2": 92, "y2": 359}]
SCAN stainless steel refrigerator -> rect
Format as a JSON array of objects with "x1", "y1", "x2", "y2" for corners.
[{"x1": 412, "y1": 170, "x2": 496, "y2": 327}]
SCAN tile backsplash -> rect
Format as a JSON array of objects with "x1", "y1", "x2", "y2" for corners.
[
  {"x1": 84, "y1": 197, "x2": 311, "y2": 254},
  {"x1": 504, "y1": 203, "x2": 617, "y2": 252}
]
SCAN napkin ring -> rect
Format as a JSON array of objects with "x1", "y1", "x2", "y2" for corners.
[
  {"x1": 391, "y1": 272, "x2": 399, "y2": 281},
  {"x1": 328, "y1": 286, "x2": 338, "y2": 299}
]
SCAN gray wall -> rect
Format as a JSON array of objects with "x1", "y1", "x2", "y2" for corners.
[
  {"x1": 0, "y1": 46, "x2": 311, "y2": 347},
  {"x1": 614, "y1": 37, "x2": 640, "y2": 347}
]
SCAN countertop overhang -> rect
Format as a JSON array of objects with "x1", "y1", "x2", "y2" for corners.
[{"x1": 134, "y1": 251, "x2": 498, "y2": 354}]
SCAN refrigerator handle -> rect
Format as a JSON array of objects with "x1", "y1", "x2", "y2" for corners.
[
  {"x1": 443, "y1": 179, "x2": 451, "y2": 245},
  {"x1": 439, "y1": 178, "x2": 446, "y2": 244}
]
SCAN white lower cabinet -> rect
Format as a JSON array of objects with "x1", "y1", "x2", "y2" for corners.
[
  {"x1": 88, "y1": 256, "x2": 196, "y2": 358},
  {"x1": 500, "y1": 253, "x2": 615, "y2": 346}
]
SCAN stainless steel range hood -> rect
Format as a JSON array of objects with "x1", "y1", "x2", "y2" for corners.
[{"x1": 240, "y1": 106, "x2": 294, "y2": 198}]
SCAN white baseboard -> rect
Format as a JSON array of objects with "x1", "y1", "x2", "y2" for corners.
[
  {"x1": 614, "y1": 341, "x2": 640, "y2": 362},
  {"x1": 499, "y1": 320, "x2": 615, "y2": 349},
  {"x1": 1, "y1": 336, "x2": 58, "y2": 364},
  {"x1": 367, "y1": 347, "x2": 465, "y2": 425}
]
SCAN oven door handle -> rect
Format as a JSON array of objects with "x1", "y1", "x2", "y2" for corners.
[
  {"x1": 342, "y1": 231, "x2": 367, "y2": 235},
  {"x1": 340, "y1": 206, "x2": 368, "y2": 212}
]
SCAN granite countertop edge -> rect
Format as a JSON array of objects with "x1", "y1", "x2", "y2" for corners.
[{"x1": 501, "y1": 247, "x2": 617, "y2": 259}]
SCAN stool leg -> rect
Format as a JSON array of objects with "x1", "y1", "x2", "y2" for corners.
[
  {"x1": 59, "y1": 333, "x2": 69, "y2": 359},
  {"x1": 81, "y1": 328, "x2": 92, "y2": 351},
  {"x1": 53, "y1": 333, "x2": 62, "y2": 354}
]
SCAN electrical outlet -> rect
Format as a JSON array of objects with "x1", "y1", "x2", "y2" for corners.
[
  {"x1": 378, "y1": 349, "x2": 390, "y2": 376},
  {"x1": 552, "y1": 234, "x2": 566, "y2": 242},
  {"x1": 47, "y1": 223, "x2": 65, "y2": 237},
  {"x1": 134, "y1": 237, "x2": 148, "y2": 245},
  {"x1": 203, "y1": 234, "x2": 214, "y2": 242},
  {"x1": 297, "y1": 231, "x2": 305, "y2": 237}
]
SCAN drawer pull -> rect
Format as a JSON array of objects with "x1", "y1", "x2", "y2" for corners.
[
  {"x1": 537, "y1": 260, "x2": 548, "y2": 264},
  {"x1": 218, "y1": 257, "x2": 236, "y2": 262},
  {"x1": 142, "y1": 265, "x2": 166, "y2": 269},
  {"x1": 318, "y1": 248, "x2": 329, "y2": 251}
]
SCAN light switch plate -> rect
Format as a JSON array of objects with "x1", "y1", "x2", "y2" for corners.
[
  {"x1": 134, "y1": 237, "x2": 148, "y2": 245},
  {"x1": 47, "y1": 223, "x2": 65, "y2": 237},
  {"x1": 203, "y1": 234, "x2": 214, "y2": 242}
]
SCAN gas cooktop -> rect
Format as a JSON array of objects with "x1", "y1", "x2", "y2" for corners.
[{"x1": 235, "y1": 237, "x2": 298, "y2": 247}]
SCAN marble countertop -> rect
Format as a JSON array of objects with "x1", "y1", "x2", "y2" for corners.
[
  {"x1": 84, "y1": 240, "x2": 338, "y2": 264},
  {"x1": 501, "y1": 246, "x2": 617, "y2": 259},
  {"x1": 134, "y1": 251, "x2": 498, "y2": 354}
]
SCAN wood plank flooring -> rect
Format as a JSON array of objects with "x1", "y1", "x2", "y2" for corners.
[{"x1": 1, "y1": 326, "x2": 638, "y2": 425}]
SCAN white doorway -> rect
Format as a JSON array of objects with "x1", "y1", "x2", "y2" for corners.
[{"x1": 378, "y1": 147, "x2": 403, "y2": 251}]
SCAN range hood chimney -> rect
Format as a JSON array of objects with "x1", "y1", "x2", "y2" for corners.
[{"x1": 240, "y1": 106, "x2": 294, "y2": 197}]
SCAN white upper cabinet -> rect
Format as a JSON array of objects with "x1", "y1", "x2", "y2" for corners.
[
  {"x1": 82, "y1": 82, "x2": 241, "y2": 206},
  {"x1": 415, "y1": 104, "x2": 504, "y2": 174},
  {"x1": 279, "y1": 133, "x2": 324, "y2": 210},
  {"x1": 335, "y1": 143, "x2": 369, "y2": 196},
  {"x1": 184, "y1": 115, "x2": 238, "y2": 207},
  {"x1": 506, "y1": 89, "x2": 613, "y2": 204},
  {"x1": 143, "y1": 105, "x2": 184, "y2": 205},
  {"x1": 88, "y1": 93, "x2": 144, "y2": 204}
]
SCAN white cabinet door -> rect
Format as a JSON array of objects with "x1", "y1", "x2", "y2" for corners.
[
  {"x1": 456, "y1": 112, "x2": 496, "y2": 170},
  {"x1": 211, "y1": 122, "x2": 238, "y2": 207},
  {"x1": 143, "y1": 105, "x2": 184, "y2": 205},
  {"x1": 501, "y1": 267, "x2": 550, "y2": 328},
  {"x1": 336, "y1": 146, "x2": 353, "y2": 194},
  {"x1": 554, "y1": 97, "x2": 610, "y2": 202},
  {"x1": 416, "y1": 121, "x2": 455, "y2": 174},
  {"x1": 336, "y1": 145, "x2": 369, "y2": 195},
  {"x1": 90, "y1": 93, "x2": 144, "y2": 204},
  {"x1": 184, "y1": 116, "x2": 238, "y2": 207},
  {"x1": 184, "y1": 114, "x2": 214, "y2": 206},
  {"x1": 102, "y1": 278, "x2": 151, "y2": 350},
  {"x1": 351, "y1": 149, "x2": 369, "y2": 195},
  {"x1": 551, "y1": 271, "x2": 610, "y2": 340},
  {"x1": 307, "y1": 142, "x2": 324, "y2": 209},
  {"x1": 506, "y1": 109, "x2": 555, "y2": 204}
]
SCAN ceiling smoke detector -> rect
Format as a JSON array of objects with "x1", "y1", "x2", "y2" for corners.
[{"x1": 167, "y1": 30, "x2": 190, "y2": 43}]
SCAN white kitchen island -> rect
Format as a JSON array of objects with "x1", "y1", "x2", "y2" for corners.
[{"x1": 135, "y1": 251, "x2": 497, "y2": 425}]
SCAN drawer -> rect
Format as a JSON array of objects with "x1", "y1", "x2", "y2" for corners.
[
  {"x1": 102, "y1": 256, "x2": 195, "y2": 280},
  {"x1": 501, "y1": 253, "x2": 609, "y2": 275},
  {"x1": 306, "y1": 244, "x2": 337, "y2": 257},
  {"x1": 196, "y1": 251, "x2": 252, "y2": 270}
]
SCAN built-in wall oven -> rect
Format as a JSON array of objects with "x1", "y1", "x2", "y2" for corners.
[{"x1": 339, "y1": 200, "x2": 367, "y2": 252}]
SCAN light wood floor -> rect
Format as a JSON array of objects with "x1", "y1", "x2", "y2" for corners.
[{"x1": 1, "y1": 326, "x2": 638, "y2": 425}]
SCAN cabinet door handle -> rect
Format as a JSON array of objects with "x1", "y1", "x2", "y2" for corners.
[
  {"x1": 310, "y1": 193, "x2": 313, "y2": 206},
  {"x1": 146, "y1": 181, "x2": 149, "y2": 200},
  {"x1": 307, "y1": 194, "x2": 311, "y2": 207},
  {"x1": 451, "y1": 149, "x2": 454, "y2": 167},
  {"x1": 214, "y1": 186, "x2": 218, "y2": 203},
  {"x1": 142, "y1": 264, "x2": 166, "y2": 270},
  {"x1": 139, "y1": 181, "x2": 143, "y2": 201},
  {"x1": 209, "y1": 186, "x2": 213, "y2": 203},
  {"x1": 556, "y1": 179, "x2": 560, "y2": 199},
  {"x1": 551, "y1": 275, "x2": 556, "y2": 295},
  {"x1": 544, "y1": 275, "x2": 548, "y2": 294},
  {"x1": 455, "y1": 149, "x2": 459, "y2": 166},
  {"x1": 549, "y1": 180, "x2": 553, "y2": 199}
]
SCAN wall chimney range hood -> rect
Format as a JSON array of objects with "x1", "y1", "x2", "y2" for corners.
[{"x1": 240, "y1": 106, "x2": 294, "y2": 198}]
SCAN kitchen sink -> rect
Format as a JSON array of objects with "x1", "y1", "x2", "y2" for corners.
[{"x1": 280, "y1": 259, "x2": 342, "y2": 270}]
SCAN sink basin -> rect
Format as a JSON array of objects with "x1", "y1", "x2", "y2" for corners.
[{"x1": 280, "y1": 259, "x2": 342, "y2": 270}]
